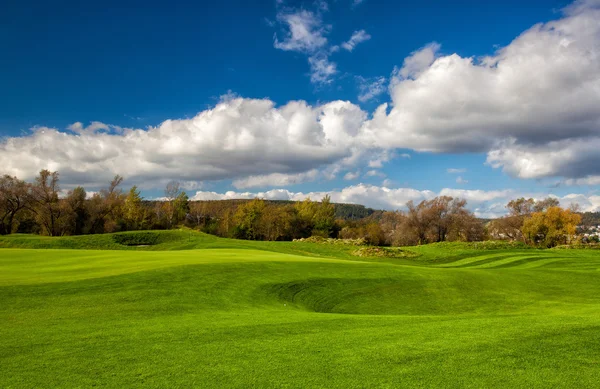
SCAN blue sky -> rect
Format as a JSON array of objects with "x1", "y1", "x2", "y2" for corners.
[{"x1": 2, "y1": 0, "x2": 600, "y2": 216}]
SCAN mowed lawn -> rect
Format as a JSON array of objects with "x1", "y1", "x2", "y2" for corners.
[{"x1": 1, "y1": 232, "x2": 600, "y2": 388}]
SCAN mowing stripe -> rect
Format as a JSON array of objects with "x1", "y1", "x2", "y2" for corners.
[
  {"x1": 469, "y1": 255, "x2": 548, "y2": 269},
  {"x1": 436, "y1": 253, "x2": 516, "y2": 268}
]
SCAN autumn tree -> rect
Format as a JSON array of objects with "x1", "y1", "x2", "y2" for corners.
[
  {"x1": 522, "y1": 206, "x2": 581, "y2": 247},
  {"x1": 403, "y1": 196, "x2": 481, "y2": 245},
  {"x1": 123, "y1": 186, "x2": 145, "y2": 230},
  {"x1": 261, "y1": 204, "x2": 298, "y2": 241},
  {"x1": 490, "y1": 197, "x2": 562, "y2": 242},
  {"x1": 65, "y1": 186, "x2": 87, "y2": 235},
  {"x1": 405, "y1": 200, "x2": 433, "y2": 244},
  {"x1": 163, "y1": 181, "x2": 188, "y2": 228},
  {"x1": 533, "y1": 197, "x2": 560, "y2": 213},
  {"x1": 172, "y1": 191, "x2": 190, "y2": 225},
  {"x1": 379, "y1": 211, "x2": 411, "y2": 246},
  {"x1": 0, "y1": 175, "x2": 30, "y2": 235},
  {"x1": 87, "y1": 175, "x2": 125, "y2": 233},
  {"x1": 28, "y1": 170, "x2": 64, "y2": 236},
  {"x1": 233, "y1": 198, "x2": 266, "y2": 240}
]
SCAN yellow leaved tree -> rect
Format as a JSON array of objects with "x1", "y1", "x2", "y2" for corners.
[{"x1": 521, "y1": 206, "x2": 581, "y2": 248}]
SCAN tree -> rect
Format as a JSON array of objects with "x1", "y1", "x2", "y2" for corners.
[
  {"x1": 262, "y1": 204, "x2": 298, "y2": 241},
  {"x1": 87, "y1": 175, "x2": 125, "y2": 233},
  {"x1": 0, "y1": 175, "x2": 30, "y2": 235},
  {"x1": 533, "y1": 197, "x2": 560, "y2": 213},
  {"x1": 405, "y1": 200, "x2": 433, "y2": 244},
  {"x1": 490, "y1": 197, "x2": 563, "y2": 242},
  {"x1": 312, "y1": 195, "x2": 336, "y2": 237},
  {"x1": 29, "y1": 170, "x2": 64, "y2": 236},
  {"x1": 507, "y1": 198, "x2": 535, "y2": 216},
  {"x1": 522, "y1": 206, "x2": 581, "y2": 247},
  {"x1": 403, "y1": 196, "x2": 481, "y2": 244},
  {"x1": 233, "y1": 198, "x2": 266, "y2": 240},
  {"x1": 65, "y1": 186, "x2": 87, "y2": 235},
  {"x1": 173, "y1": 191, "x2": 190, "y2": 225},
  {"x1": 123, "y1": 186, "x2": 145, "y2": 230},
  {"x1": 163, "y1": 181, "x2": 182, "y2": 228},
  {"x1": 294, "y1": 198, "x2": 318, "y2": 237}
]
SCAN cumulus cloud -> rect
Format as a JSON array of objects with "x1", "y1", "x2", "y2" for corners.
[
  {"x1": 0, "y1": 98, "x2": 369, "y2": 188},
  {"x1": 486, "y1": 137, "x2": 600, "y2": 179},
  {"x1": 341, "y1": 30, "x2": 371, "y2": 51},
  {"x1": 456, "y1": 176, "x2": 468, "y2": 184},
  {"x1": 394, "y1": 42, "x2": 441, "y2": 79},
  {"x1": 363, "y1": 1, "x2": 600, "y2": 182},
  {"x1": 190, "y1": 183, "x2": 600, "y2": 217}
]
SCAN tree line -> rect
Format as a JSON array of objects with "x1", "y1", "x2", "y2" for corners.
[{"x1": 0, "y1": 170, "x2": 582, "y2": 247}]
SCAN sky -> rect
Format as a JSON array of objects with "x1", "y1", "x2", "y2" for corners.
[{"x1": 1, "y1": 0, "x2": 600, "y2": 217}]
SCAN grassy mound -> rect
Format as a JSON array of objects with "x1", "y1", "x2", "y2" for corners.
[{"x1": 352, "y1": 246, "x2": 419, "y2": 258}]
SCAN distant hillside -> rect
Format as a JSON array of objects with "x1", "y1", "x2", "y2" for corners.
[
  {"x1": 580, "y1": 212, "x2": 600, "y2": 226},
  {"x1": 170, "y1": 199, "x2": 380, "y2": 221}
]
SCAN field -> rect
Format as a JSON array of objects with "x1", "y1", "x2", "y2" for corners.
[{"x1": 1, "y1": 231, "x2": 599, "y2": 388}]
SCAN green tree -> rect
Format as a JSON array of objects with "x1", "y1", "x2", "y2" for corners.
[{"x1": 312, "y1": 195, "x2": 336, "y2": 237}]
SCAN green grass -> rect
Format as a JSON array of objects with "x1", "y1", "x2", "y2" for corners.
[{"x1": 1, "y1": 231, "x2": 600, "y2": 388}]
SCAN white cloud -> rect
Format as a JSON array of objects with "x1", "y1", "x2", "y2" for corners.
[
  {"x1": 274, "y1": 10, "x2": 328, "y2": 53},
  {"x1": 456, "y1": 176, "x2": 468, "y2": 184},
  {"x1": 0, "y1": 98, "x2": 369, "y2": 188},
  {"x1": 362, "y1": 2, "x2": 600, "y2": 182},
  {"x1": 308, "y1": 55, "x2": 337, "y2": 84},
  {"x1": 344, "y1": 171, "x2": 360, "y2": 180},
  {"x1": 232, "y1": 169, "x2": 320, "y2": 189},
  {"x1": 352, "y1": 0, "x2": 365, "y2": 6},
  {"x1": 565, "y1": 176, "x2": 600, "y2": 186},
  {"x1": 447, "y1": 168, "x2": 466, "y2": 174},
  {"x1": 394, "y1": 42, "x2": 441, "y2": 80},
  {"x1": 487, "y1": 137, "x2": 600, "y2": 180},
  {"x1": 273, "y1": 8, "x2": 337, "y2": 85},
  {"x1": 341, "y1": 29, "x2": 371, "y2": 52},
  {"x1": 356, "y1": 76, "x2": 386, "y2": 102},
  {"x1": 365, "y1": 170, "x2": 385, "y2": 178}
]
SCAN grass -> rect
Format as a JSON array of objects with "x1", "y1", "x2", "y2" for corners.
[{"x1": 1, "y1": 231, "x2": 600, "y2": 387}]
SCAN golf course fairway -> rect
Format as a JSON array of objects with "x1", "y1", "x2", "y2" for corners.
[{"x1": 1, "y1": 231, "x2": 599, "y2": 388}]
